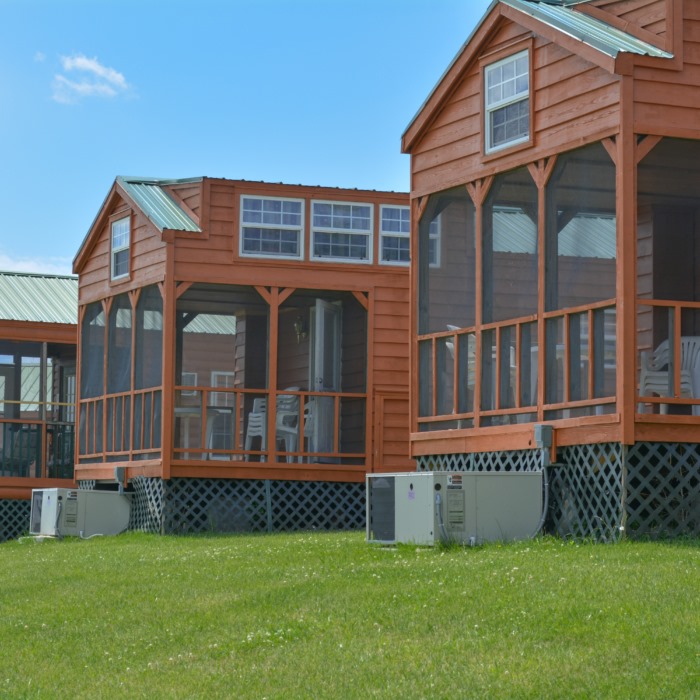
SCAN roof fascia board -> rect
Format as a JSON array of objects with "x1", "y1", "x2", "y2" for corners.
[{"x1": 73, "y1": 180, "x2": 122, "y2": 273}]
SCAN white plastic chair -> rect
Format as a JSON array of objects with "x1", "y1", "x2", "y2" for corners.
[
  {"x1": 244, "y1": 397, "x2": 267, "y2": 461},
  {"x1": 638, "y1": 337, "x2": 700, "y2": 414},
  {"x1": 275, "y1": 388, "x2": 300, "y2": 463}
]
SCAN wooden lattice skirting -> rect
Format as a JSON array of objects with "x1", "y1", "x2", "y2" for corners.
[
  {"x1": 0, "y1": 499, "x2": 31, "y2": 542},
  {"x1": 88, "y1": 477, "x2": 367, "y2": 535}
]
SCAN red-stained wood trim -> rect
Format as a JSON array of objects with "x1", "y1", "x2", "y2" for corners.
[
  {"x1": 352, "y1": 291, "x2": 369, "y2": 311},
  {"x1": 161, "y1": 242, "x2": 177, "y2": 479},
  {"x1": 601, "y1": 136, "x2": 617, "y2": 166},
  {"x1": 278, "y1": 287, "x2": 295, "y2": 306},
  {"x1": 175, "y1": 281, "x2": 193, "y2": 299},
  {"x1": 618, "y1": 76, "x2": 637, "y2": 446},
  {"x1": 365, "y1": 290, "x2": 376, "y2": 470},
  {"x1": 268, "y1": 288, "x2": 280, "y2": 463},
  {"x1": 255, "y1": 285, "x2": 273, "y2": 305},
  {"x1": 635, "y1": 134, "x2": 663, "y2": 164}
]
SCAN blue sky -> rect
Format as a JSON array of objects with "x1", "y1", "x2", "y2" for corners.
[{"x1": 0, "y1": 0, "x2": 492, "y2": 275}]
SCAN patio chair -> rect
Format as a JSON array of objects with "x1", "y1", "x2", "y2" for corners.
[
  {"x1": 275, "y1": 388, "x2": 301, "y2": 463},
  {"x1": 244, "y1": 398, "x2": 267, "y2": 461},
  {"x1": 638, "y1": 337, "x2": 700, "y2": 414}
]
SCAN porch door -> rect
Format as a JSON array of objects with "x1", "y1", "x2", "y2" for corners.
[{"x1": 310, "y1": 299, "x2": 341, "y2": 456}]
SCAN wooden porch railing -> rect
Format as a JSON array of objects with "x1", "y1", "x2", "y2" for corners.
[
  {"x1": 172, "y1": 386, "x2": 367, "y2": 464},
  {"x1": 78, "y1": 388, "x2": 162, "y2": 462},
  {"x1": 636, "y1": 299, "x2": 700, "y2": 414},
  {"x1": 0, "y1": 410, "x2": 74, "y2": 480},
  {"x1": 418, "y1": 300, "x2": 616, "y2": 428}
]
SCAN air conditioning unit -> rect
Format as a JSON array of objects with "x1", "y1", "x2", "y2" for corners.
[
  {"x1": 366, "y1": 471, "x2": 544, "y2": 546},
  {"x1": 30, "y1": 488, "x2": 131, "y2": 538}
]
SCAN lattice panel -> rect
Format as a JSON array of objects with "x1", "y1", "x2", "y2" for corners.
[
  {"x1": 130, "y1": 477, "x2": 165, "y2": 533},
  {"x1": 626, "y1": 442, "x2": 700, "y2": 538},
  {"x1": 269, "y1": 481, "x2": 364, "y2": 532},
  {"x1": 549, "y1": 443, "x2": 624, "y2": 543},
  {"x1": 163, "y1": 479, "x2": 268, "y2": 534},
  {"x1": 78, "y1": 481, "x2": 96, "y2": 490},
  {"x1": 0, "y1": 499, "x2": 30, "y2": 542},
  {"x1": 417, "y1": 449, "x2": 544, "y2": 473},
  {"x1": 142, "y1": 478, "x2": 368, "y2": 535}
]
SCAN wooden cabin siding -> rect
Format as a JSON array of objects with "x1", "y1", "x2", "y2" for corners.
[
  {"x1": 590, "y1": 0, "x2": 667, "y2": 37},
  {"x1": 372, "y1": 285, "x2": 410, "y2": 391},
  {"x1": 631, "y1": 3, "x2": 700, "y2": 134},
  {"x1": 165, "y1": 182, "x2": 202, "y2": 220},
  {"x1": 410, "y1": 27, "x2": 620, "y2": 198},
  {"x1": 77, "y1": 203, "x2": 167, "y2": 305}
]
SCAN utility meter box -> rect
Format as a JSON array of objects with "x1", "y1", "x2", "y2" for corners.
[
  {"x1": 366, "y1": 471, "x2": 543, "y2": 546},
  {"x1": 30, "y1": 488, "x2": 131, "y2": 538}
]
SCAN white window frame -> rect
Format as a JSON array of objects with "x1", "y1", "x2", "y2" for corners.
[
  {"x1": 311, "y1": 200, "x2": 373, "y2": 264},
  {"x1": 428, "y1": 216, "x2": 441, "y2": 268},
  {"x1": 379, "y1": 205, "x2": 410, "y2": 266},
  {"x1": 181, "y1": 371, "x2": 197, "y2": 396},
  {"x1": 484, "y1": 50, "x2": 530, "y2": 154},
  {"x1": 211, "y1": 371, "x2": 236, "y2": 407},
  {"x1": 111, "y1": 216, "x2": 130, "y2": 280},
  {"x1": 239, "y1": 195, "x2": 304, "y2": 260}
]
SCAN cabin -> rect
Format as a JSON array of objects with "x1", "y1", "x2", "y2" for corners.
[
  {"x1": 402, "y1": 0, "x2": 700, "y2": 540},
  {"x1": 73, "y1": 177, "x2": 412, "y2": 533},
  {"x1": 0, "y1": 271, "x2": 77, "y2": 541}
]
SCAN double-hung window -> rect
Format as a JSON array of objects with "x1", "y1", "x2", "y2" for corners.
[
  {"x1": 484, "y1": 50, "x2": 530, "y2": 153},
  {"x1": 240, "y1": 196, "x2": 304, "y2": 259},
  {"x1": 380, "y1": 205, "x2": 441, "y2": 266},
  {"x1": 312, "y1": 201, "x2": 373, "y2": 263},
  {"x1": 380, "y1": 205, "x2": 410, "y2": 264},
  {"x1": 111, "y1": 216, "x2": 130, "y2": 280}
]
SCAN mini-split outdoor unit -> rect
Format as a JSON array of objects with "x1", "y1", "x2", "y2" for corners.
[
  {"x1": 366, "y1": 471, "x2": 544, "y2": 546},
  {"x1": 29, "y1": 488, "x2": 131, "y2": 538}
]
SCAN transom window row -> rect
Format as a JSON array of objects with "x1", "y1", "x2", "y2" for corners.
[{"x1": 240, "y1": 197, "x2": 441, "y2": 265}]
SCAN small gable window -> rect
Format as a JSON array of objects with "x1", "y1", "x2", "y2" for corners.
[
  {"x1": 484, "y1": 50, "x2": 530, "y2": 153},
  {"x1": 111, "y1": 216, "x2": 130, "y2": 280}
]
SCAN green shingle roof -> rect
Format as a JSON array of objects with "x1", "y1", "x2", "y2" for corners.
[{"x1": 0, "y1": 271, "x2": 78, "y2": 325}]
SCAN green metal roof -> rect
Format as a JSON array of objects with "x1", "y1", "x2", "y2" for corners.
[
  {"x1": 0, "y1": 271, "x2": 78, "y2": 325},
  {"x1": 502, "y1": 0, "x2": 673, "y2": 59},
  {"x1": 117, "y1": 176, "x2": 202, "y2": 233}
]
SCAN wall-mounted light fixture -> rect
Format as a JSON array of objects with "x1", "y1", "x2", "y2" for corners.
[{"x1": 294, "y1": 315, "x2": 308, "y2": 344}]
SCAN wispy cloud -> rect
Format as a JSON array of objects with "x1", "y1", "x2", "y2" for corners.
[
  {"x1": 0, "y1": 251, "x2": 73, "y2": 276},
  {"x1": 52, "y1": 53, "x2": 130, "y2": 104}
]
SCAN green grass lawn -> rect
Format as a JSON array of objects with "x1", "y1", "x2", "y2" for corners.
[{"x1": 1, "y1": 532, "x2": 698, "y2": 699}]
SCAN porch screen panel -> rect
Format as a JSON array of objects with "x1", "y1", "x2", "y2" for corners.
[
  {"x1": 175, "y1": 284, "x2": 260, "y2": 458},
  {"x1": 79, "y1": 302, "x2": 105, "y2": 457},
  {"x1": 545, "y1": 142, "x2": 616, "y2": 311},
  {"x1": 134, "y1": 285, "x2": 163, "y2": 455},
  {"x1": 107, "y1": 294, "x2": 131, "y2": 456},
  {"x1": 107, "y1": 294, "x2": 132, "y2": 395},
  {"x1": 483, "y1": 166, "x2": 538, "y2": 324},
  {"x1": 80, "y1": 302, "x2": 105, "y2": 400},
  {"x1": 418, "y1": 188, "x2": 476, "y2": 335},
  {"x1": 637, "y1": 138, "x2": 700, "y2": 412}
]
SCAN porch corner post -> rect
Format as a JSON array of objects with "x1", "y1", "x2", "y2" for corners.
[
  {"x1": 161, "y1": 241, "x2": 176, "y2": 480},
  {"x1": 618, "y1": 75, "x2": 637, "y2": 446}
]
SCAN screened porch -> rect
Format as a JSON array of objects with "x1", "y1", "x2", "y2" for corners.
[
  {"x1": 0, "y1": 339, "x2": 76, "y2": 479},
  {"x1": 173, "y1": 283, "x2": 368, "y2": 465}
]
